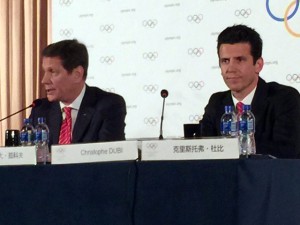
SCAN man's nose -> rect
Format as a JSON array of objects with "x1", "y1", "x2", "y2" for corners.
[
  {"x1": 227, "y1": 60, "x2": 237, "y2": 71},
  {"x1": 41, "y1": 73, "x2": 50, "y2": 84}
]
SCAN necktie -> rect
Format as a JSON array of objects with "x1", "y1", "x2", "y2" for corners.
[
  {"x1": 236, "y1": 102, "x2": 244, "y2": 115},
  {"x1": 59, "y1": 107, "x2": 72, "y2": 144}
]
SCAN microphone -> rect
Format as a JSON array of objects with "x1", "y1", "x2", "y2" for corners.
[
  {"x1": 159, "y1": 89, "x2": 168, "y2": 140},
  {"x1": 0, "y1": 99, "x2": 42, "y2": 122}
]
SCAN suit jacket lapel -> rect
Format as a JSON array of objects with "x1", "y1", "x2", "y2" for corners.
[
  {"x1": 72, "y1": 86, "x2": 96, "y2": 143},
  {"x1": 222, "y1": 91, "x2": 235, "y2": 110},
  {"x1": 72, "y1": 107, "x2": 95, "y2": 143},
  {"x1": 251, "y1": 77, "x2": 268, "y2": 123},
  {"x1": 48, "y1": 103, "x2": 62, "y2": 145}
]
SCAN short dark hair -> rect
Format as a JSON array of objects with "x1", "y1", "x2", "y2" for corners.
[
  {"x1": 42, "y1": 39, "x2": 89, "y2": 79},
  {"x1": 217, "y1": 24, "x2": 263, "y2": 64}
]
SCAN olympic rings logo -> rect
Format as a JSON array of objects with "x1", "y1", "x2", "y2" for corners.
[
  {"x1": 143, "y1": 52, "x2": 158, "y2": 61},
  {"x1": 188, "y1": 81, "x2": 205, "y2": 90},
  {"x1": 100, "y1": 24, "x2": 115, "y2": 33},
  {"x1": 189, "y1": 115, "x2": 201, "y2": 122},
  {"x1": 59, "y1": 29, "x2": 73, "y2": 37},
  {"x1": 234, "y1": 9, "x2": 252, "y2": 18},
  {"x1": 146, "y1": 143, "x2": 158, "y2": 149},
  {"x1": 266, "y1": 0, "x2": 300, "y2": 37},
  {"x1": 187, "y1": 14, "x2": 203, "y2": 23},
  {"x1": 143, "y1": 85, "x2": 159, "y2": 93},
  {"x1": 59, "y1": 0, "x2": 73, "y2": 6},
  {"x1": 142, "y1": 19, "x2": 158, "y2": 28},
  {"x1": 188, "y1": 48, "x2": 204, "y2": 57},
  {"x1": 144, "y1": 117, "x2": 159, "y2": 126},
  {"x1": 286, "y1": 73, "x2": 300, "y2": 83},
  {"x1": 56, "y1": 148, "x2": 65, "y2": 153},
  {"x1": 100, "y1": 56, "x2": 115, "y2": 64},
  {"x1": 104, "y1": 88, "x2": 115, "y2": 93}
]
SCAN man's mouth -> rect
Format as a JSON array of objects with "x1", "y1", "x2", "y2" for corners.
[
  {"x1": 46, "y1": 88, "x2": 55, "y2": 94},
  {"x1": 226, "y1": 76, "x2": 241, "y2": 81}
]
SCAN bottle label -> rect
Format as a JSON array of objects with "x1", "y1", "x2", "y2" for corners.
[
  {"x1": 239, "y1": 120, "x2": 247, "y2": 132},
  {"x1": 248, "y1": 120, "x2": 254, "y2": 131},
  {"x1": 231, "y1": 121, "x2": 237, "y2": 132},
  {"x1": 36, "y1": 131, "x2": 42, "y2": 141},
  {"x1": 20, "y1": 132, "x2": 28, "y2": 142},
  {"x1": 36, "y1": 130, "x2": 48, "y2": 142},
  {"x1": 42, "y1": 130, "x2": 48, "y2": 142},
  {"x1": 222, "y1": 121, "x2": 231, "y2": 132},
  {"x1": 28, "y1": 130, "x2": 33, "y2": 142}
]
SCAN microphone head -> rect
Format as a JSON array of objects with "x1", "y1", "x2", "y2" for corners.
[
  {"x1": 161, "y1": 89, "x2": 168, "y2": 98},
  {"x1": 31, "y1": 99, "x2": 42, "y2": 108}
]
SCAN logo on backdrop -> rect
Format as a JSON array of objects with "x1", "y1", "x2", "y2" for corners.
[
  {"x1": 59, "y1": 0, "x2": 73, "y2": 6},
  {"x1": 144, "y1": 117, "x2": 159, "y2": 126},
  {"x1": 286, "y1": 73, "x2": 300, "y2": 83},
  {"x1": 234, "y1": 8, "x2": 252, "y2": 18},
  {"x1": 100, "y1": 24, "x2": 115, "y2": 33},
  {"x1": 100, "y1": 56, "x2": 115, "y2": 65},
  {"x1": 188, "y1": 81, "x2": 205, "y2": 90},
  {"x1": 187, "y1": 14, "x2": 203, "y2": 23},
  {"x1": 103, "y1": 88, "x2": 115, "y2": 93},
  {"x1": 188, "y1": 48, "x2": 204, "y2": 57},
  {"x1": 143, "y1": 52, "x2": 158, "y2": 61},
  {"x1": 59, "y1": 29, "x2": 73, "y2": 37},
  {"x1": 189, "y1": 114, "x2": 202, "y2": 122},
  {"x1": 143, "y1": 85, "x2": 159, "y2": 93},
  {"x1": 266, "y1": 0, "x2": 300, "y2": 37},
  {"x1": 142, "y1": 19, "x2": 158, "y2": 28}
]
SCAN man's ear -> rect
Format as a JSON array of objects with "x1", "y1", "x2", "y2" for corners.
[
  {"x1": 255, "y1": 57, "x2": 264, "y2": 74},
  {"x1": 72, "y1": 66, "x2": 84, "y2": 82}
]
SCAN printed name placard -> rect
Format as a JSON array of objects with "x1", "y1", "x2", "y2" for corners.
[
  {"x1": 51, "y1": 140, "x2": 139, "y2": 164},
  {"x1": 141, "y1": 138, "x2": 239, "y2": 161},
  {"x1": 0, "y1": 146, "x2": 36, "y2": 165}
]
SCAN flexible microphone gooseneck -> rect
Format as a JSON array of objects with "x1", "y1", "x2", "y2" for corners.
[
  {"x1": 159, "y1": 89, "x2": 168, "y2": 140},
  {"x1": 0, "y1": 99, "x2": 42, "y2": 122}
]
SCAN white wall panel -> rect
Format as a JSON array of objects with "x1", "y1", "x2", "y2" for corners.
[{"x1": 52, "y1": 0, "x2": 300, "y2": 139}]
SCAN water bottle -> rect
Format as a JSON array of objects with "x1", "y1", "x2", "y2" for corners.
[
  {"x1": 238, "y1": 104, "x2": 256, "y2": 156},
  {"x1": 20, "y1": 118, "x2": 35, "y2": 146},
  {"x1": 220, "y1": 105, "x2": 238, "y2": 137},
  {"x1": 35, "y1": 117, "x2": 50, "y2": 164}
]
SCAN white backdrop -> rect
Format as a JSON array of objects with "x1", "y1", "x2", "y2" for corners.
[{"x1": 51, "y1": 0, "x2": 300, "y2": 139}]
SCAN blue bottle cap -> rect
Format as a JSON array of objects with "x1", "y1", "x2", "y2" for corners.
[
  {"x1": 37, "y1": 117, "x2": 46, "y2": 124},
  {"x1": 242, "y1": 104, "x2": 251, "y2": 111},
  {"x1": 23, "y1": 118, "x2": 33, "y2": 124},
  {"x1": 225, "y1": 105, "x2": 234, "y2": 113}
]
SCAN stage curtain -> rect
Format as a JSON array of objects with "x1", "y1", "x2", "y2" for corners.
[{"x1": 0, "y1": 0, "x2": 48, "y2": 146}]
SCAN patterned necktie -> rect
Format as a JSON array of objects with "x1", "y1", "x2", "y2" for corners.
[
  {"x1": 236, "y1": 102, "x2": 244, "y2": 115},
  {"x1": 59, "y1": 107, "x2": 72, "y2": 144}
]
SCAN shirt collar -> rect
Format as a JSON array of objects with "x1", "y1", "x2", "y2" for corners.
[
  {"x1": 231, "y1": 86, "x2": 257, "y2": 106},
  {"x1": 59, "y1": 84, "x2": 86, "y2": 111}
]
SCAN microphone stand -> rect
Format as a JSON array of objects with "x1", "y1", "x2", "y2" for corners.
[
  {"x1": 159, "y1": 97, "x2": 166, "y2": 140},
  {"x1": 0, "y1": 105, "x2": 33, "y2": 122}
]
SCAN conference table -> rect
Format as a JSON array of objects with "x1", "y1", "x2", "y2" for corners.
[{"x1": 0, "y1": 158, "x2": 300, "y2": 225}]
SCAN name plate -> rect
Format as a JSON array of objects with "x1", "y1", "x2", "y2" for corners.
[
  {"x1": 141, "y1": 138, "x2": 239, "y2": 161},
  {"x1": 0, "y1": 146, "x2": 36, "y2": 165},
  {"x1": 51, "y1": 140, "x2": 139, "y2": 164}
]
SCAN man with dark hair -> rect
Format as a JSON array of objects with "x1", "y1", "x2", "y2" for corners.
[
  {"x1": 30, "y1": 39, "x2": 126, "y2": 146},
  {"x1": 201, "y1": 24, "x2": 300, "y2": 158}
]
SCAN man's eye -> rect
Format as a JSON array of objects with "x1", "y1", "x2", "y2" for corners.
[
  {"x1": 49, "y1": 69, "x2": 57, "y2": 74},
  {"x1": 237, "y1": 57, "x2": 246, "y2": 62},
  {"x1": 221, "y1": 59, "x2": 229, "y2": 64}
]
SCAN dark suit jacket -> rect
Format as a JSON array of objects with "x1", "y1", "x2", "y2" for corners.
[
  {"x1": 30, "y1": 86, "x2": 126, "y2": 146},
  {"x1": 201, "y1": 77, "x2": 300, "y2": 158}
]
